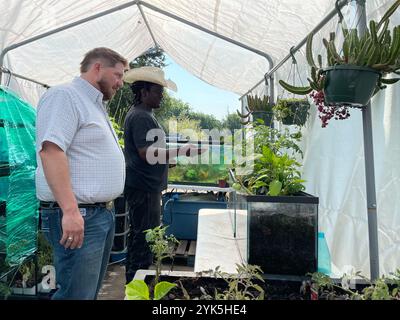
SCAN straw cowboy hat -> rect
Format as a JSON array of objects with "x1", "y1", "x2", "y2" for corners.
[{"x1": 123, "y1": 66, "x2": 177, "y2": 92}]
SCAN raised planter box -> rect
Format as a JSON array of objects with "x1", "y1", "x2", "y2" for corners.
[
  {"x1": 132, "y1": 269, "x2": 309, "y2": 300},
  {"x1": 233, "y1": 191, "x2": 319, "y2": 276}
]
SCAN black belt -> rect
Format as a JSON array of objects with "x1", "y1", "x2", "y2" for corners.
[{"x1": 40, "y1": 201, "x2": 109, "y2": 209}]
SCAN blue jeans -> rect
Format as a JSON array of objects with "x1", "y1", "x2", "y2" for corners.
[{"x1": 40, "y1": 206, "x2": 115, "y2": 300}]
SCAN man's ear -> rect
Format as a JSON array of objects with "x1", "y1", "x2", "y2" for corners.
[
  {"x1": 92, "y1": 61, "x2": 102, "y2": 73},
  {"x1": 140, "y1": 88, "x2": 148, "y2": 99}
]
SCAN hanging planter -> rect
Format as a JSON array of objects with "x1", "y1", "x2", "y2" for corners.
[
  {"x1": 273, "y1": 98, "x2": 310, "y2": 126},
  {"x1": 251, "y1": 111, "x2": 274, "y2": 126},
  {"x1": 237, "y1": 94, "x2": 274, "y2": 127},
  {"x1": 321, "y1": 65, "x2": 381, "y2": 106},
  {"x1": 279, "y1": 0, "x2": 400, "y2": 127}
]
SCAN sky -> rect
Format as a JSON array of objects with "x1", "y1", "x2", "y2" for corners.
[{"x1": 163, "y1": 55, "x2": 240, "y2": 121}]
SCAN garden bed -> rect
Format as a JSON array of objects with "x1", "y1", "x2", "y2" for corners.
[{"x1": 134, "y1": 270, "x2": 310, "y2": 300}]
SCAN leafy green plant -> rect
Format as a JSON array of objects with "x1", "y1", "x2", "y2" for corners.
[
  {"x1": 308, "y1": 270, "x2": 400, "y2": 300},
  {"x1": 273, "y1": 98, "x2": 310, "y2": 126},
  {"x1": 359, "y1": 269, "x2": 400, "y2": 300},
  {"x1": 144, "y1": 225, "x2": 179, "y2": 285},
  {"x1": 125, "y1": 279, "x2": 176, "y2": 300},
  {"x1": 233, "y1": 124, "x2": 305, "y2": 196},
  {"x1": 109, "y1": 116, "x2": 124, "y2": 148},
  {"x1": 307, "y1": 272, "x2": 362, "y2": 300},
  {"x1": 279, "y1": 0, "x2": 400, "y2": 127},
  {"x1": 125, "y1": 225, "x2": 179, "y2": 300},
  {"x1": 0, "y1": 282, "x2": 11, "y2": 300},
  {"x1": 184, "y1": 168, "x2": 198, "y2": 181},
  {"x1": 200, "y1": 264, "x2": 265, "y2": 300}
]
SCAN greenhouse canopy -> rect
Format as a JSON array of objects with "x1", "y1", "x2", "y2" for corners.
[{"x1": 0, "y1": 0, "x2": 399, "y2": 277}]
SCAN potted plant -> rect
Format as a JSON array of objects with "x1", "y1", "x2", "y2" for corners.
[
  {"x1": 279, "y1": 0, "x2": 400, "y2": 127},
  {"x1": 237, "y1": 94, "x2": 274, "y2": 126},
  {"x1": 231, "y1": 123, "x2": 318, "y2": 276},
  {"x1": 218, "y1": 172, "x2": 229, "y2": 188},
  {"x1": 273, "y1": 98, "x2": 310, "y2": 126}
]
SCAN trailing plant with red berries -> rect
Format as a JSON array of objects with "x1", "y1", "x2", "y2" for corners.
[
  {"x1": 310, "y1": 91, "x2": 350, "y2": 128},
  {"x1": 279, "y1": 0, "x2": 400, "y2": 127}
]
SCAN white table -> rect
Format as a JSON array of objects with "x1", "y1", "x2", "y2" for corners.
[{"x1": 194, "y1": 208, "x2": 248, "y2": 274}]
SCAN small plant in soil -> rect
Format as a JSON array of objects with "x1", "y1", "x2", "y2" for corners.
[
  {"x1": 125, "y1": 225, "x2": 179, "y2": 300},
  {"x1": 307, "y1": 270, "x2": 400, "y2": 300},
  {"x1": 199, "y1": 264, "x2": 265, "y2": 300}
]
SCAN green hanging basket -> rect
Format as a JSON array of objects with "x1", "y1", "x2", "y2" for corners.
[
  {"x1": 252, "y1": 111, "x2": 274, "y2": 127},
  {"x1": 274, "y1": 99, "x2": 310, "y2": 126},
  {"x1": 321, "y1": 65, "x2": 381, "y2": 107}
]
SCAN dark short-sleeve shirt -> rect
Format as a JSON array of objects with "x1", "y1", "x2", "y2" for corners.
[{"x1": 124, "y1": 106, "x2": 168, "y2": 192}]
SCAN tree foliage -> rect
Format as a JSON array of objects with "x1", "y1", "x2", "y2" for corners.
[
  {"x1": 107, "y1": 47, "x2": 238, "y2": 132},
  {"x1": 107, "y1": 47, "x2": 166, "y2": 127},
  {"x1": 221, "y1": 113, "x2": 242, "y2": 131}
]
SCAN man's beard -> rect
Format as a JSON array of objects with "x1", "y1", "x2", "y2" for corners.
[{"x1": 98, "y1": 78, "x2": 114, "y2": 101}]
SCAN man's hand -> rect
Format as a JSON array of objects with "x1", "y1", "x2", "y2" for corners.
[{"x1": 59, "y1": 208, "x2": 84, "y2": 249}]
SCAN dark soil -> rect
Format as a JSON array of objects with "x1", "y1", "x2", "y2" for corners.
[
  {"x1": 149, "y1": 275, "x2": 311, "y2": 300},
  {"x1": 249, "y1": 209, "x2": 316, "y2": 275}
]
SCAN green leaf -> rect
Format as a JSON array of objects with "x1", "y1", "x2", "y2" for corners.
[
  {"x1": 125, "y1": 280, "x2": 150, "y2": 300},
  {"x1": 154, "y1": 281, "x2": 177, "y2": 300},
  {"x1": 268, "y1": 180, "x2": 282, "y2": 196},
  {"x1": 279, "y1": 80, "x2": 312, "y2": 95},
  {"x1": 232, "y1": 183, "x2": 242, "y2": 191}
]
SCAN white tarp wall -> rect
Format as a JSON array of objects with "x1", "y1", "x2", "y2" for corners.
[
  {"x1": 0, "y1": 0, "x2": 338, "y2": 100},
  {"x1": 274, "y1": 1, "x2": 400, "y2": 277},
  {"x1": 0, "y1": 0, "x2": 399, "y2": 277}
]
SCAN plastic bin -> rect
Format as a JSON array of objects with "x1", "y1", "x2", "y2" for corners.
[{"x1": 161, "y1": 192, "x2": 227, "y2": 240}]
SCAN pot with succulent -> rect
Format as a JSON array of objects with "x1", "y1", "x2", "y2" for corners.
[
  {"x1": 237, "y1": 94, "x2": 274, "y2": 126},
  {"x1": 273, "y1": 98, "x2": 310, "y2": 126},
  {"x1": 230, "y1": 123, "x2": 318, "y2": 276},
  {"x1": 279, "y1": 0, "x2": 400, "y2": 127}
]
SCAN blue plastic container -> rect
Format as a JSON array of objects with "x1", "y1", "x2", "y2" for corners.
[
  {"x1": 317, "y1": 232, "x2": 331, "y2": 275},
  {"x1": 161, "y1": 192, "x2": 227, "y2": 240}
]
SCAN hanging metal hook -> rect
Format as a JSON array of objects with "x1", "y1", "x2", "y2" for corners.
[
  {"x1": 264, "y1": 73, "x2": 269, "y2": 87},
  {"x1": 289, "y1": 46, "x2": 297, "y2": 65},
  {"x1": 335, "y1": 0, "x2": 344, "y2": 24}
]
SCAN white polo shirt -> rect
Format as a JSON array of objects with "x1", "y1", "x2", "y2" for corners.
[{"x1": 35, "y1": 77, "x2": 125, "y2": 203}]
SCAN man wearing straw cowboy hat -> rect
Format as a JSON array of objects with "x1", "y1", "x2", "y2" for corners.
[{"x1": 123, "y1": 66, "x2": 205, "y2": 283}]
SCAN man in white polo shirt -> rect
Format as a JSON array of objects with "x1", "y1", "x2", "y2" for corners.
[{"x1": 35, "y1": 47, "x2": 127, "y2": 300}]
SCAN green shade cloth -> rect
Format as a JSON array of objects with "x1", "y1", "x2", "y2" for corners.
[{"x1": 0, "y1": 87, "x2": 38, "y2": 267}]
